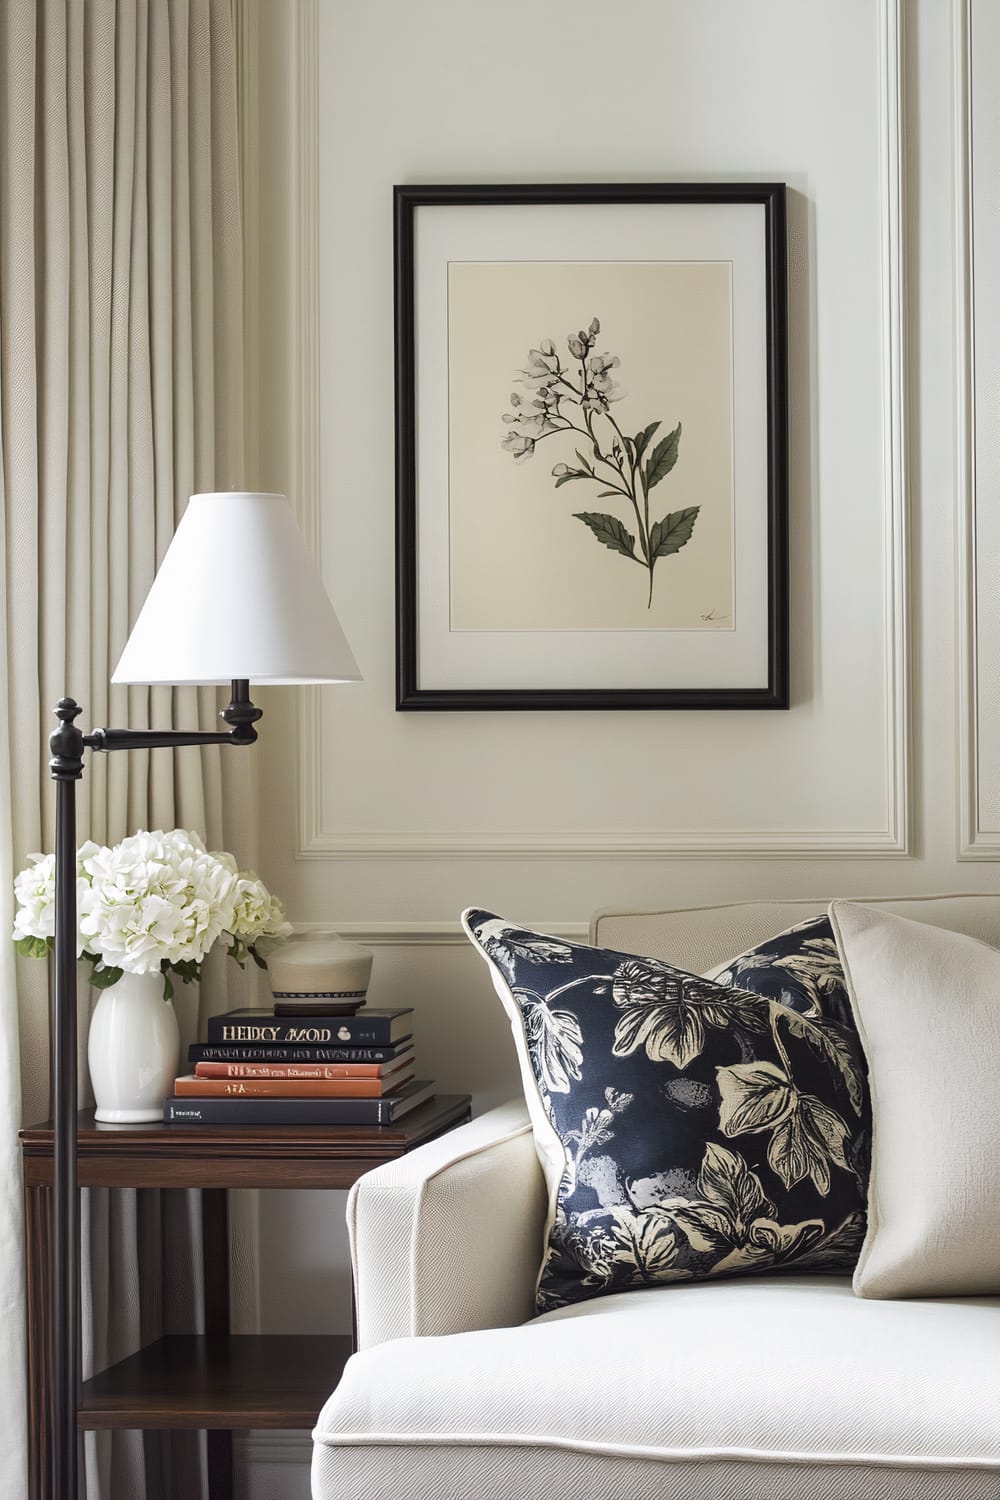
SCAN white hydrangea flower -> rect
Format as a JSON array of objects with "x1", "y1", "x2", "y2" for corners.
[
  {"x1": 13, "y1": 842, "x2": 101, "y2": 955},
  {"x1": 227, "y1": 871, "x2": 292, "y2": 946},
  {"x1": 79, "y1": 828, "x2": 239, "y2": 975},
  {"x1": 12, "y1": 853, "x2": 57, "y2": 942},
  {"x1": 13, "y1": 830, "x2": 290, "y2": 983}
]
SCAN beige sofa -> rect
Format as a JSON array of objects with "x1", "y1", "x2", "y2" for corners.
[{"x1": 311, "y1": 896, "x2": 1000, "y2": 1500}]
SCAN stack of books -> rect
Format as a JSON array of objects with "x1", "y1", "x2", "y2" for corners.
[{"x1": 163, "y1": 1002, "x2": 434, "y2": 1125}]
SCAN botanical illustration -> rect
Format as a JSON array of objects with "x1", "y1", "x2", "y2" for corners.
[
  {"x1": 467, "y1": 911, "x2": 870, "y2": 1312},
  {"x1": 500, "y1": 318, "x2": 699, "y2": 608}
]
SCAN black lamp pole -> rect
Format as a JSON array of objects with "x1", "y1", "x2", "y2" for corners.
[{"x1": 47, "y1": 682, "x2": 262, "y2": 1500}]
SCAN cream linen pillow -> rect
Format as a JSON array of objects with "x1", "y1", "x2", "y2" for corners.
[{"x1": 829, "y1": 900, "x2": 1000, "y2": 1298}]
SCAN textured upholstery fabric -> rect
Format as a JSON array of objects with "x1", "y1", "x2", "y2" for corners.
[
  {"x1": 322, "y1": 894, "x2": 1000, "y2": 1500},
  {"x1": 831, "y1": 901, "x2": 1000, "y2": 1298},
  {"x1": 312, "y1": 1278, "x2": 1000, "y2": 1500},
  {"x1": 592, "y1": 893, "x2": 1000, "y2": 976},
  {"x1": 348, "y1": 1100, "x2": 544, "y2": 1349}
]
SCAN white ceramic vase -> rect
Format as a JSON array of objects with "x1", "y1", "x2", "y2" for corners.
[{"x1": 87, "y1": 970, "x2": 180, "y2": 1123}]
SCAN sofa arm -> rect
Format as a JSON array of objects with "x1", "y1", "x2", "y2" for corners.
[{"x1": 348, "y1": 1099, "x2": 547, "y2": 1349}]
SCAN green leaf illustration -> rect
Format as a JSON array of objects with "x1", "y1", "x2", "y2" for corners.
[
  {"x1": 649, "y1": 507, "x2": 699, "y2": 559},
  {"x1": 573, "y1": 512, "x2": 637, "y2": 560},
  {"x1": 553, "y1": 472, "x2": 588, "y2": 488},
  {"x1": 644, "y1": 421, "x2": 682, "y2": 490},
  {"x1": 633, "y1": 421, "x2": 661, "y2": 461}
]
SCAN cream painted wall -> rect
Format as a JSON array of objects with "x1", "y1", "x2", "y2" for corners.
[{"x1": 238, "y1": 0, "x2": 994, "y2": 1491}]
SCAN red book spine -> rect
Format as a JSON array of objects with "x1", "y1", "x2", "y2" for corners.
[
  {"x1": 193, "y1": 1060, "x2": 398, "y2": 1080},
  {"x1": 174, "y1": 1072, "x2": 413, "y2": 1099}
]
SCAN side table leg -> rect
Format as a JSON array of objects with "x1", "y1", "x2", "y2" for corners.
[
  {"x1": 206, "y1": 1433, "x2": 234, "y2": 1497},
  {"x1": 25, "y1": 1184, "x2": 52, "y2": 1500},
  {"x1": 202, "y1": 1189, "x2": 233, "y2": 1500}
]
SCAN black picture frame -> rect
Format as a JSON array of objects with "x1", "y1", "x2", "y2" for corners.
[{"x1": 395, "y1": 182, "x2": 788, "y2": 711}]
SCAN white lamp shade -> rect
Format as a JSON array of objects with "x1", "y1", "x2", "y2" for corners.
[{"x1": 112, "y1": 493, "x2": 362, "y2": 685}]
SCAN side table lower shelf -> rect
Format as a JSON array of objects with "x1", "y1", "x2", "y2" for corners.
[
  {"x1": 80, "y1": 1334, "x2": 354, "y2": 1430},
  {"x1": 20, "y1": 1094, "x2": 472, "y2": 1500}
]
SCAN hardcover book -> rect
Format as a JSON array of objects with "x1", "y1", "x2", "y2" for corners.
[
  {"x1": 205, "y1": 1007, "x2": 413, "y2": 1046},
  {"x1": 173, "y1": 1071, "x2": 414, "y2": 1099},
  {"x1": 189, "y1": 1040, "x2": 412, "y2": 1066},
  {"x1": 192, "y1": 1050, "x2": 414, "y2": 1081},
  {"x1": 163, "y1": 1078, "x2": 436, "y2": 1126}
]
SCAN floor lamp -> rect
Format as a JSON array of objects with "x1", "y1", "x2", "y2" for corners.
[{"x1": 47, "y1": 491, "x2": 361, "y2": 1500}]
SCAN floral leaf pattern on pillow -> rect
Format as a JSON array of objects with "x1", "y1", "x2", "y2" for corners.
[
  {"x1": 520, "y1": 997, "x2": 584, "y2": 1094},
  {"x1": 774, "y1": 1003, "x2": 865, "y2": 1115},
  {"x1": 611, "y1": 960, "x2": 766, "y2": 1068},
  {"x1": 464, "y1": 908, "x2": 871, "y2": 1313},
  {"x1": 712, "y1": 914, "x2": 855, "y2": 1030},
  {"x1": 716, "y1": 999, "x2": 858, "y2": 1196},
  {"x1": 766, "y1": 1094, "x2": 852, "y2": 1196},
  {"x1": 665, "y1": 1143, "x2": 826, "y2": 1276},
  {"x1": 716, "y1": 1061, "x2": 794, "y2": 1136}
]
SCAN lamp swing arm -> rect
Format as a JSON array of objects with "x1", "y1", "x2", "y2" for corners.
[{"x1": 80, "y1": 678, "x2": 263, "y2": 754}]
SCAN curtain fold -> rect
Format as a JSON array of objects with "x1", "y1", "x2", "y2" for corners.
[{"x1": 0, "y1": 2, "x2": 252, "y2": 1494}]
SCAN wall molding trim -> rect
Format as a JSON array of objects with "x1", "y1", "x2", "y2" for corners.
[
  {"x1": 296, "y1": 827, "x2": 906, "y2": 861},
  {"x1": 878, "y1": 0, "x2": 912, "y2": 861},
  {"x1": 954, "y1": 0, "x2": 998, "y2": 859},
  {"x1": 295, "y1": 0, "x2": 911, "y2": 864}
]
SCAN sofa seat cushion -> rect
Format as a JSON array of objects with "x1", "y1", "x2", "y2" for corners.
[{"x1": 312, "y1": 1277, "x2": 1000, "y2": 1500}]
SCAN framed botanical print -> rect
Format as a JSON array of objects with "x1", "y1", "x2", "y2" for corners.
[{"x1": 394, "y1": 182, "x2": 788, "y2": 710}]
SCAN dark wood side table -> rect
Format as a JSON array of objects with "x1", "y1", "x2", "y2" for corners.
[{"x1": 20, "y1": 1094, "x2": 472, "y2": 1500}]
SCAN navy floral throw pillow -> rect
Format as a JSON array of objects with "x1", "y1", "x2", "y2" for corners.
[{"x1": 463, "y1": 909, "x2": 869, "y2": 1314}]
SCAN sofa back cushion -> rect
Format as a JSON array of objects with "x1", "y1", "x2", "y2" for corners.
[
  {"x1": 463, "y1": 908, "x2": 868, "y2": 1313},
  {"x1": 592, "y1": 894, "x2": 1000, "y2": 975},
  {"x1": 830, "y1": 901, "x2": 1000, "y2": 1298}
]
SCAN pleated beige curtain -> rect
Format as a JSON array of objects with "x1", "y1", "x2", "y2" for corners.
[{"x1": 0, "y1": 1, "x2": 253, "y2": 1495}]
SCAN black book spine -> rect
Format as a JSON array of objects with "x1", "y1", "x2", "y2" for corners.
[
  {"x1": 165, "y1": 1097, "x2": 390, "y2": 1125},
  {"x1": 163, "y1": 1085, "x2": 432, "y2": 1126},
  {"x1": 189, "y1": 1042, "x2": 405, "y2": 1065},
  {"x1": 206, "y1": 1014, "x2": 408, "y2": 1045}
]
